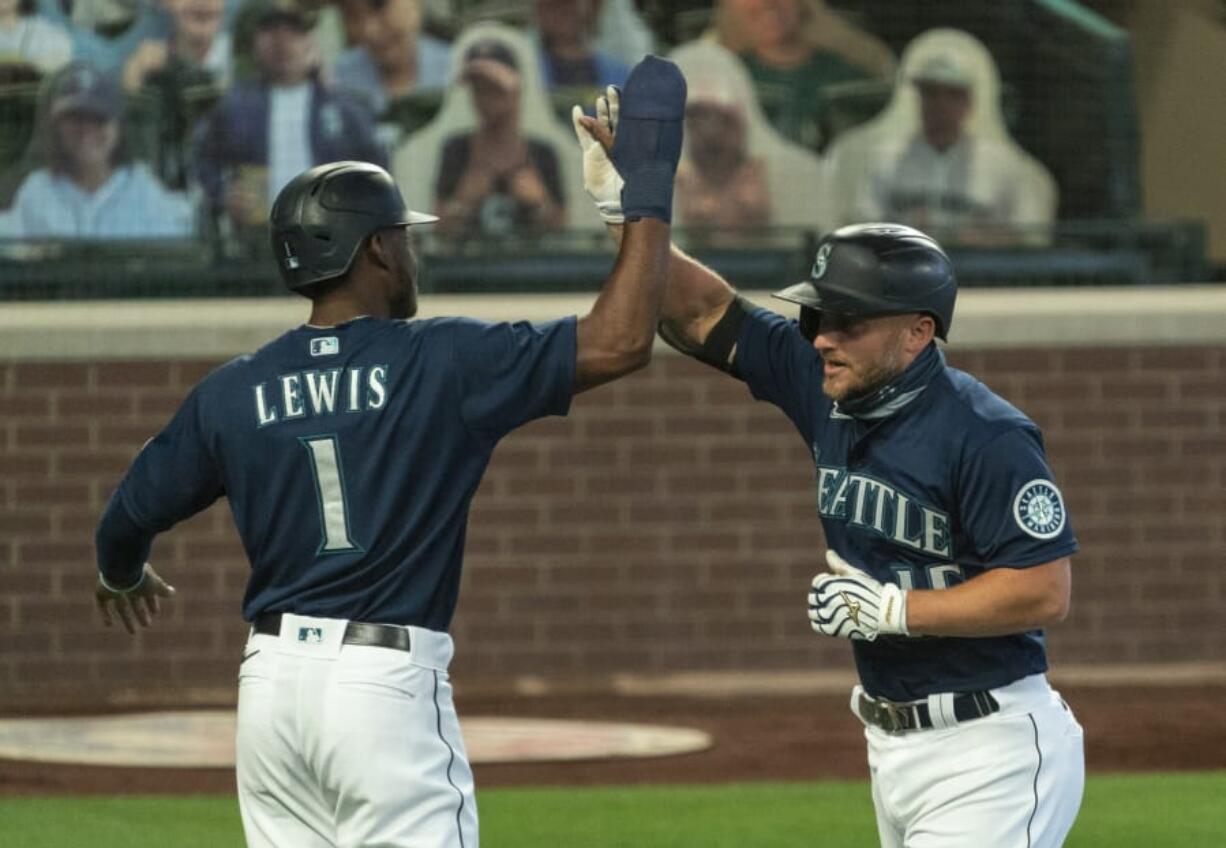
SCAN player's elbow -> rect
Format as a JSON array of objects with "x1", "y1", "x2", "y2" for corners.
[
  {"x1": 593, "y1": 323, "x2": 656, "y2": 374},
  {"x1": 1023, "y1": 558, "x2": 1072, "y2": 628},
  {"x1": 1032, "y1": 583, "x2": 1071, "y2": 626},
  {"x1": 573, "y1": 319, "x2": 656, "y2": 391},
  {"x1": 608, "y1": 337, "x2": 654, "y2": 376},
  {"x1": 1040, "y1": 592, "x2": 1070, "y2": 626}
]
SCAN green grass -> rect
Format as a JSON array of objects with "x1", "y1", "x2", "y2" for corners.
[
  {"x1": 2, "y1": 772, "x2": 1223, "y2": 847},
  {"x1": 480, "y1": 780, "x2": 878, "y2": 846}
]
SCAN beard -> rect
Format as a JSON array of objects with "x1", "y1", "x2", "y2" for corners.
[
  {"x1": 388, "y1": 290, "x2": 415, "y2": 320},
  {"x1": 388, "y1": 271, "x2": 417, "y2": 320},
  {"x1": 821, "y1": 330, "x2": 908, "y2": 403},
  {"x1": 825, "y1": 358, "x2": 901, "y2": 403}
]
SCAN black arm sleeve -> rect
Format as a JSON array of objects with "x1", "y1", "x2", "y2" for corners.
[{"x1": 657, "y1": 295, "x2": 750, "y2": 376}]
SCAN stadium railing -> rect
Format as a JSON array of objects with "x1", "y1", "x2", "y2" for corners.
[{"x1": 0, "y1": 219, "x2": 1206, "y2": 302}]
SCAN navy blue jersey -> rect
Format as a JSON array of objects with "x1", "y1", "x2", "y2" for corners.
[
  {"x1": 736, "y1": 308, "x2": 1077, "y2": 701},
  {"x1": 105, "y1": 315, "x2": 576, "y2": 629}
]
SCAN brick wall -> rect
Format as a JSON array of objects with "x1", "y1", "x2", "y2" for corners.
[{"x1": 1, "y1": 348, "x2": 1223, "y2": 709}]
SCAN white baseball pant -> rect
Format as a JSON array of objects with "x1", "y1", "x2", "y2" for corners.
[
  {"x1": 236, "y1": 614, "x2": 478, "y2": 848},
  {"x1": 858, "y1": 673, "x2": 1084, "y2": 848}
]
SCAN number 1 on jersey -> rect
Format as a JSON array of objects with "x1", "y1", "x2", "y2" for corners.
[{"x1": 301, "y1": 435, "x2": 361, "y2": 553}]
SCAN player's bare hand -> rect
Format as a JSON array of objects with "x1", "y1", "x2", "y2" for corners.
[
  {"x1": 808, "y1": 550, "x2": 908, "y2": 641},
  {"x1": 576, "y1": 85, "x2": 618, "y2": 151},
  {"x1": 572, "y1": 86, "x2": 624, "y2": 224},
  {"x1": 96, "y1": 564, "x2": 176, "y2": 635}
]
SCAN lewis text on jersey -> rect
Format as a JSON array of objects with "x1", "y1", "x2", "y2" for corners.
[{"x1": 253, "y1": 366, "x2": 389, "y2": 427}]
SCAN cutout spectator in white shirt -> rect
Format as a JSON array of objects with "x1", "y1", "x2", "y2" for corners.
[
  {"x1": 832, "y1": 29, "x2": 1058, "y2": 245},
  {"x1": 0, "y1": 63, "x2": 194, "y2": 239}
]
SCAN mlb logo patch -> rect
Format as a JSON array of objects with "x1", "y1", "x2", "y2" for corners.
[
  {"x1": 281, "y1": 614, "x2": 345, "y2": 657},
  {"x1": 310, "y1": 337, "x2": 340, "y2": 357}
]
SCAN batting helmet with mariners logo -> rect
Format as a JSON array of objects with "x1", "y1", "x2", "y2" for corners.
[
  {"x1": 773, "y1": 223, "x2": 957, "y2": 340},
  {"x1": 269, "y1": 161, "x2": 438, "y2": 292}
]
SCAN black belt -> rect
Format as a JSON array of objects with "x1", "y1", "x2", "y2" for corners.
[
  {"x1": 857, "y1": 690, "x2": 1000, "y2": 733},
  {"x1": 254, "y1": 613, "x2": 412, "y2": 653}
]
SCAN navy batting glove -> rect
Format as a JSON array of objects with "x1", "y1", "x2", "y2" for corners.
[{"x1": 611, "y1": 55, "x2": 686, "y2": 224}]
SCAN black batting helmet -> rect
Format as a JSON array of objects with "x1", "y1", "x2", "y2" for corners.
[
  {"x1": 270, "y1": 161, "x2": 438, "y2": 292},
  {"x1": 773, "y1": 223, "x2": 956, "y2": 340}
]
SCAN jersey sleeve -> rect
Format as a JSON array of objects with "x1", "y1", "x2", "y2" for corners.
[
  {"x1": 957, "y1": 426, "x2": 1078, "y2": 568},
  {"x1": 454, "y1": 316, "x2": 577, "y2": 443},
  {"x1": 734, "y1": 307, "x2": 822, "y2": 436},
  {"x1": 116, "y1": 384, "x2": 226, "y2": 535}
]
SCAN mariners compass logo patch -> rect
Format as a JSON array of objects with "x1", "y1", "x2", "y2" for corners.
[{"x1": 1012, "y1": 479, "x2": 1066, "y2": 539}]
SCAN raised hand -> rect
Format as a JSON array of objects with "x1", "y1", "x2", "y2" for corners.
[
  {"x1": 571, "y1": 86, "x2": 625, "y2": 224},
  {"x1": 610, "y1": 55, "x2": 686, "y2": 223},
  {"x1": 573, "y1": 55, "x2": 686, "y2": 224}
]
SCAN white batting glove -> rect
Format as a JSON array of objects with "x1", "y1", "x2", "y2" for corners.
[
  {"x1": 571, "y1": 86, "x2": 625, "y2": 224},
  {"x1": 808, "y1": 550, "x2": 909, "y2": 641}
]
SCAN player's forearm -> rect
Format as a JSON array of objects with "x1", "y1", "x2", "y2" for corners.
[
  {"x1": 95, "y1": 490, "x2": 155, "y2": 591},
  {"x1": 662, "y1": 244, "x2": 738, "y2": 341},
  {"x1": 607, "y1": 223, "x2": 736, "y2": 345},
  {"x1": 905, "y1": 559, "x2": 1071, "y2": 637},
  {"x1": 574, "y1": 217, "x2": 670, "y2": 391}
]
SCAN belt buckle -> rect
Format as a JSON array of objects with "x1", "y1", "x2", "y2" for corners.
[
  {"x1": 861, "y1": 695, "x2": 906, "y2": 734},
  {"x1": 882, "y1": 701, "x2": 908, "y2": 733}
]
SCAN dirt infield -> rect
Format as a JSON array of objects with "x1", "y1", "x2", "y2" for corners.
[{"x1": 1, "y1": 684, "x2": 1224, "y2": 796}]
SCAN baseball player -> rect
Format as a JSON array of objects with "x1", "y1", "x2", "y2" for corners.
[
  {"x1": 575, "y1": 89, "x2": 1084, "y2": 846},
  {"x1": 92, "y1": 56, "x2": 686, "y2": 848}
]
